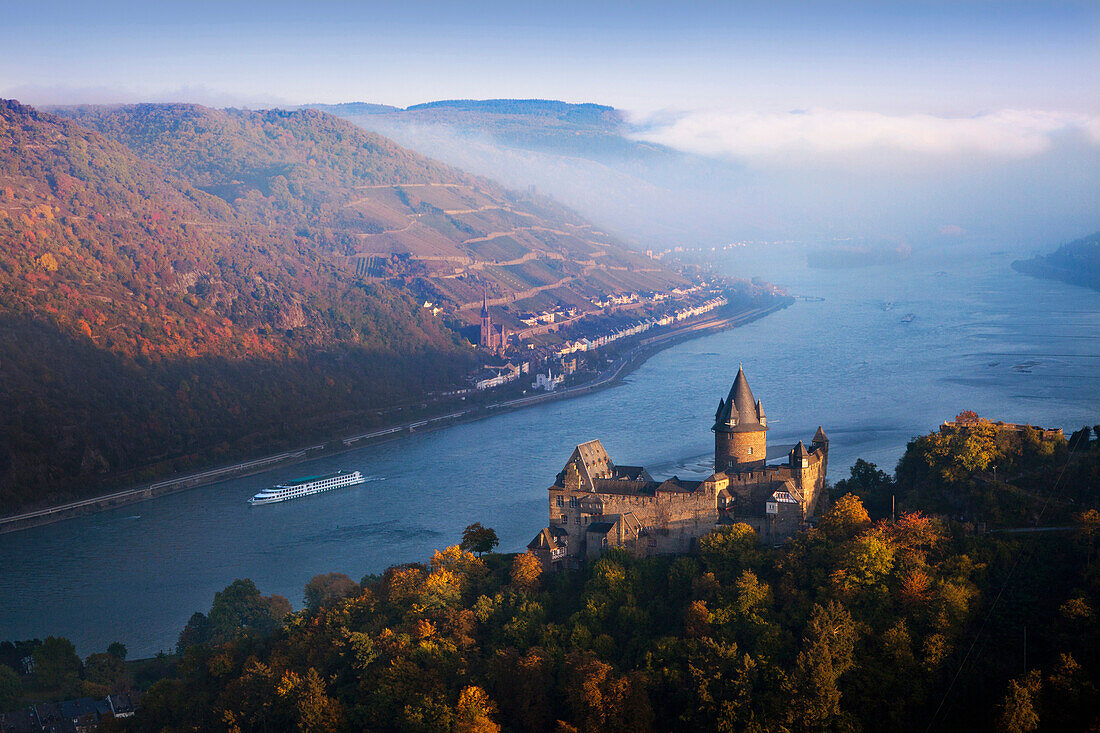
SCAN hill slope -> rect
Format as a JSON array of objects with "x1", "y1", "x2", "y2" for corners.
[
  {"x1": 1012, "y1": 231, "x2": 1100, "y2": 292},
  {"x1": 59, "y1": 104, "x2": 685, "y2": 321},
  {"x1": 2, "y1": 101, "x2": 685, "y2": 513},
  {"x1": 310, "y1": 98, "x2": 752, "y2": 247}
]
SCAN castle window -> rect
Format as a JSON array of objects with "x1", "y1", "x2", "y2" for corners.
[
  {"x1": 569, "y1": 497, "x2": 577, "y2": 508},
  {"x1": 560, "y1": 515, "x2": 567, "y2": 524},
  {"x1": 574, "y1": 517, "x2": 580, "y2": 525},
  {"x1": 748, "y1": 447, "x2": 753, "y2": 455},
  {"x1": 556, "y1": 496, "x2": 564, "y2": 507}
]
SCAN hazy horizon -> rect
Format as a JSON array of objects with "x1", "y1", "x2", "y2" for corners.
[{"x1": 3, "y1": 0, "x2": 1098, "y2": 246}]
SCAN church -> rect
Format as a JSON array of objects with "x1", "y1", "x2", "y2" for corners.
[
  {"x1": 479, "y1": 292, "x2": 507, "y2": 355},
  {"x1": 528, "y1": 366, "x2": 829, "y2": 569}
]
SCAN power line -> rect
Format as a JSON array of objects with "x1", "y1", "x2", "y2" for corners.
[{"x1": 923, "y1": 446, "x2": 1078, "y2": 732}]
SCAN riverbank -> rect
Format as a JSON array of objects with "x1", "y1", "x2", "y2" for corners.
[{"x1": 0, "y1": 299, "x2": 790, "y2": 534}]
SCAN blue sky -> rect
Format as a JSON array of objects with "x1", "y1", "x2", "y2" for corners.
[
  {"x1": 2, "y1": 0, "x2": 1097, "y2": 113},
  {"x1": 3, "y1": 0, "x2": 1096, "y2": 244}
]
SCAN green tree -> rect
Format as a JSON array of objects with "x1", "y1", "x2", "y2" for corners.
[
  {"x1": 82, "y1": 651, "x2": 130, "y2": 697},
  {"x1": 837, "y1": 534, "x2": 896, "y2": 590},
  {"x1": 461, "y1": 522, "x2": 500, "y2": 556},
  {"x1": 833, "y1": 459, "x2": 895, "y2": 519},
  {"x1": 303, "y1": 572, "x2": 361, "y2": 611},
  {"x1": 698, "y1": 523, "x2": 757, "y2": 581},
  {"x1": 0, "y1": 664, "x2": 21, "y2": 711},
  {"x1": 106, "y1": 641, "x2": 127, "y2": 660},
  {"x1": 787, "y1": 602, "x2": 858, "y2": 732},
  {"x1": 178, "y1": 579, "x2": 292, "y2": 651},
  {"x1": 32, "y1": 636, "x2": 81, "y2": 698}
]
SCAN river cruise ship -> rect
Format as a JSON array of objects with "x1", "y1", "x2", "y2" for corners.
[{"x1": 248, "y1": 470, "x2": 365, "y2": 506}]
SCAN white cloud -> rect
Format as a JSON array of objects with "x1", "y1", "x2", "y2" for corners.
[{"x1": 630, "y1": 108, "x2": 1100, "y2": 161}]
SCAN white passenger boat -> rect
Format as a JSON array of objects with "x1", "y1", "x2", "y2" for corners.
[{"x1": 248, "y1": 470, "x2": 365, "y2": 506}]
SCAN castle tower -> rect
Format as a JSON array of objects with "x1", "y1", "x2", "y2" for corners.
[
  {"x1": 812, "y1": 426, "x2": 829, "y2": 479},
  {"x1": 480, "y1": 291, "x2": 493, "y2": 349},
  {"x1": 713, "y1": 365, "x2": 767, "y2": 472}
]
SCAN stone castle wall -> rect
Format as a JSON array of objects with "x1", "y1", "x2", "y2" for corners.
[{"x1": 550, "y1": 486, "x2": 720, "y2": 560}]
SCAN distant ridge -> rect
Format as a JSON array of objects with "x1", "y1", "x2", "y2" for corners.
[
  {"x1": 404, "y1": 99, "x2": 620, "y2": 122},
  {"x1": 1012, "y1": 232, "x2": 1100, "y2": 292}
]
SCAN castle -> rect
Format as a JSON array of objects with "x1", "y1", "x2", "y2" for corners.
[{"x1": 528, "y1": 366, "x2": 828, "y2": 569}]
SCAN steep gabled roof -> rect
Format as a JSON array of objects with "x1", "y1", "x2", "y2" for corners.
[
  {"x1": 528, "y1": 527, "x2": 567, "y2": 550},
  {"x1": 565, "y1": 439, "x2": 615, "y2": 489},
  {"x1": 813, "y1": 426, "x2": 828, "y2": 443}
]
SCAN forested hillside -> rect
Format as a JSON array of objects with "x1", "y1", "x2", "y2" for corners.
[
  {"x1": 0, "y1": 100, "x2": 683, "y2": 514},
  {"x1": 1012, "y1": 232, "x2": 1100, "y2": 292},
  {"x1": 58, "y1": 104, "x2": 683, "y2": 312},
  {"x1": 27, "y1": 421, "x2": 1093, "y2": 732}
]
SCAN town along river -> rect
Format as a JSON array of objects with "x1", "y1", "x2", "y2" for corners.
[{"x1": 2, "y1": 243, "x2": 1098, "y2": 657}]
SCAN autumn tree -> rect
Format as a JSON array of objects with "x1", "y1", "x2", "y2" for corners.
[
  {"x1": 511, "y1": 552, "x2": 544, "y2": 593},
  {"x1": 996, "y1": 671, "x2": 1041, "y2": 733},
  {"x1": 683, "y1": 600, "x2": 711, "y2": 638},
  {"x1": 461, "y1": 522, "x2": 500, "y2": 556},
  {"x1": 455, "y1": 685, "x2": 501, "y2": 733},
  {"x1": 562, "y1": 652, "x2": 652, "y2": 733},
  {"x1": 819, "y1": 494, "x2": 871, "y2": 541},
  {"x1": 276, "y1": 668, "x2": 343, "y2": 732}
]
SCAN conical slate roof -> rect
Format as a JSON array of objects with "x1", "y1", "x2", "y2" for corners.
[
  {"x1": 813, "y1": 426, "x2": 828, "y2": 443},
  {"x1": 713, "y1": 365, "x2": 767, "y2": 433},
  {"x1": 793, "y1": 440, "x2": 809, "y2": 457}
]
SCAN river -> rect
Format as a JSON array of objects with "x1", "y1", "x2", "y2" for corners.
[{"x1": 2, "y1": 242, "x2": 1098, "y2": 657}]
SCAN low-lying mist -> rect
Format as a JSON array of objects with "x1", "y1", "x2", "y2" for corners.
[{"x1": 322, "y1": 104, "x2": 1100, "y2": 256}]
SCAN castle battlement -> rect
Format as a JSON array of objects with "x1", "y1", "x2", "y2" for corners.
[{"x1": 529, "y1": 367, "x2": 829, "y2": 569}]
